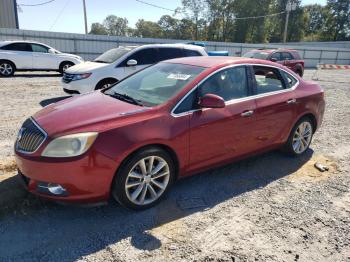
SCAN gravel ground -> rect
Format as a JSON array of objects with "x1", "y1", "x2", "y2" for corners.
[{"x1": 0, "y1": 70, "x2": 349, "y2": 262}]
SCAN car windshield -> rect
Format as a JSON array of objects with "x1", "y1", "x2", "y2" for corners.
[
  {"x1": 104, "y1": 62, "x2": 205, "y2": 106},
  {"x1": 94, "y1": 47, "x2": 134, "y2": 63},
  {"x1": 243, "y1": 51, "x2": 269, "y2": 59}
]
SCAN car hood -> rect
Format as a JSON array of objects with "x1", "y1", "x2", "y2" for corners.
[
  {"x1": 33, "y1": 92, "x2": 150, "y2": 136},
  {"x1": 58, "y1": 53, "x2": 83, "y2": 60},
  {"x1": 65, "y1": 61, "x2": 109, "y2": 73}
]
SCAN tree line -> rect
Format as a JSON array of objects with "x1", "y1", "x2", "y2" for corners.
[{"x1": 89, "y1": 0, "x2": 350, "y2": 43}]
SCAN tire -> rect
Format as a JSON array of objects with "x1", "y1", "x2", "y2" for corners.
[
  {"x1": 283, "y1": 117, "x2": 314, "y2": 156},
  {"x1": 112, "y1": 147, "x2": 175, "y2": 210},
  {"x1": 0, "y1": 60, "x2": 15, "y2": 77},
  {"x1": 59, "y1": 61, "x2": 74, "y2": 74},
  {"x1": 95, "y1": 78, "x2": 118, "y2": 90},
  {"x1": 296, "y1": 69, "x2": 303, "y2": 77}
]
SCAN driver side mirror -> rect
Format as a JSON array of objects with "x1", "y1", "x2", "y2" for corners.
[
  {"x1": 127, "y1": 59, "x2": 138, "y2": 66},
  {"x1": 198, "y1": 94, "x2": 225, "y2": 109},
  {"x1": 48, "y1": 49, "x2": 56, "y2": 54},
  {"x1": 270, "y1": 58, "x2": 277, "y2": 62}
]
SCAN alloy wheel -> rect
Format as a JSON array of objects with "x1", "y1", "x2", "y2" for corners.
[
  {"x1": 0, "y1": 63, "x2": 13, "y2": 76},
  {"x1": 125, "y1": 156, "x2": 170, "y2": 206},
  {"x1": 292, "y1": 121, "x2": 312, "y2": 154}
]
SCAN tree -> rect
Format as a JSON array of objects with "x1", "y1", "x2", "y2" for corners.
[
  {"x1": 103, "y1": 15, "x2": 130, "y2": 36},
  {"x1": 176, "y1": 0, "x2": 208, "y2": 40},
  {"x1": 158, "y1": 15, "x2": 180, "y2": 39},
  {"x1": 133, "y1": 19, "x2": 163, "y2": 38},
  {"x1": 324, "y1": 0, "x2": 350, "y2": 40},
  {"x1": 89, "y1": 23, "x2": 108, "y2": 35}
]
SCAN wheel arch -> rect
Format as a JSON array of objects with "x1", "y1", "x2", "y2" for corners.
[
  {"x1": 113, "y1": 143, "x2": 180, "y2": 183},
  {"x1": 295, "y1": 112, "x2": 318, "y2": 133},
  {"x1": 59, "y1": 60, "x2": 75, "y2": 69},
  {"x1": 95, "y1": 77, "x2": 119, "y2": 90},
  {"x1": 0, "y1": 59, "x2": 16, "y2": 69}
]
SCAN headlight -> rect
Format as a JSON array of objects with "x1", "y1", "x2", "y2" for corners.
[
  {"x1": 42, "y1": 132, "x2": 98, "y2": 157},
  {"x1": 72, "y1": 73, "x2": 91, "y2": 81}
]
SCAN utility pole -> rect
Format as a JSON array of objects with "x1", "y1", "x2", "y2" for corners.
[
  {"x1": 283, "y1": 1, "x2": 296, "y2": 43},
  {"x1": 83, "y1": 0, "x2": 88, "y2": 34}
]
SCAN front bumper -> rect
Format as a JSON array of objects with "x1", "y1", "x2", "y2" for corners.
[
  {"x1": 15, "y1": 150, "x2": 119, "y2": 203},
  {"x1": 61, "y1": 78, "x2": 95, "y2": 95}
]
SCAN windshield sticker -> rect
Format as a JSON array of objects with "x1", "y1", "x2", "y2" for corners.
[{"x1": 167, "y1": 73, "x2": 191, "y2": 81}]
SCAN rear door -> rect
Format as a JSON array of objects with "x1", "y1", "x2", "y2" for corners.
[
  {"x1": 158, "y1": 47, "x2": 184, "y2": 61},
  {"x1": 121, "y1": 47, "x2": 158, "y2": 78},
  {"x1": 31, "y1": 44, "x2": 57, "y2": 69},
  {"x1": 281, "y1": 52, "x2": 295, "y2": 70},
  {"x1": 250, "y1": 65, "x2": 298, "y2": 148},
  {"x1": 0, "y1": 43, "x2": 33, "y2": 69}
]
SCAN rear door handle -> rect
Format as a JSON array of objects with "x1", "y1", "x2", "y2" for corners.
[
  {"x1": 241, "y1": 110, "x2": 254, "y2": 117},
  {"x1": 286, "y1": 98, "x2": 296, "y2": 104}
]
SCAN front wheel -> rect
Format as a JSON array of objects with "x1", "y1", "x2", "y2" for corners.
[
  {"x1": 112, "y1": 147, "x2": 175, "y2": 210},
  {"x1": 0, "y1": 61, "x2": 15, "y2": 77},
  {"x1": 283, "y1": 117, "x2": 314, "y2": 156},
  {"x1": 59, "y1": 62, "x2": 74, "y2": 74}
]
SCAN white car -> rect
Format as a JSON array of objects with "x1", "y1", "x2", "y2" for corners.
[
  {"x1": 61, "y1": 43, "x2": 207, "y2": 94},
  {"x1": 0, "y1": 41, "x2": 83, "y2": 77}
]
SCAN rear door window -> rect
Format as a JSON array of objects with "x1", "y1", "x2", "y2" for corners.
[
  {"x1": 270, "y1": 52, "x2": 282, "y2": 61},
  {"x1": 253, "y1": 66, "x2": 285, "y2": 94},
  {"x1": 280, "y1": 70, "x2": 298, "y2": 88},
  {"x1": 158, "y1": 48, "x2": 184, "y2": 61},
  {"x1": 0, "y1": 43, "x2": 32, "y2": 52},
  {"x1": 282, "y1": 52, "x2": 293, "y2": 61},
  {"x1": 184, "y1": 49, "x2": 202, "y2": 57}
]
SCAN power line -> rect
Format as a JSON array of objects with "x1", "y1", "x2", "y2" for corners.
[
  {"x1": 134, "y1": 1, "x2": 285, "y2": 20},
  {"x1": 135, "y1": 0, "x2": 176, "y2": 12},
  {"x1": 18, "y1": 0, "x2": 55, "y2": 6},
  {"x1": 233, "y1": 11, "x2": 286, "y2": 20},
  {"x1": 49, "y1": 0, "x2": 70, "y2": 30}
]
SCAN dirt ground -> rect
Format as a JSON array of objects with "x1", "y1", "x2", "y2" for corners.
[{"x1": 0, "y1": 70, "x2": 349, "y2": 262}]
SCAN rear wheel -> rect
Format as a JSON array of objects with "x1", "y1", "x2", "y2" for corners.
[
  {"x1": 296, "y1": 69, "x2": 303, "y2": 77},
  {"x1": 59, "y1": 61, "x2": 74, "y2": 74},
  {"x1": 283, "y1": 117, "x2": 313, "y2": 156},
  {"x1": 0, "y1": 61, "x2": 15, "y2": 77},
  {"x1": 95, "y1": 78, "x2": 118, "y2": 90},
  {"x1": 112, "y1": 147, "x2": 175, "y2": 210}
]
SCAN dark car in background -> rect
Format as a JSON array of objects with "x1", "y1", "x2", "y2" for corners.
[{"x1": 244, "y1": 49, "x2": 304, "y2": 77}]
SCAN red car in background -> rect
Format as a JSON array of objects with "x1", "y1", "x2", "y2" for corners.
[
  {"x1": 15, "y1": 56, "x2": 324, "y2": 210},
  {"x1": 244, "y1": 49, "x2": 305, "y2": 77}
]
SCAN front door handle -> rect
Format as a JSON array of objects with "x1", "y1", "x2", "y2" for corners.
[
  {"x1": 286, "y1": 98, "x2": 296, "y2": 104},
  {"x1": 241, "y1": 110, "x2": 254, "y2": 117}
]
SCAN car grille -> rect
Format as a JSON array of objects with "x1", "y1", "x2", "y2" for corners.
[
  {"x1": 16, "y1": 118, "x2": 47, "y2": 153},
  {"x1": 62, "y1": 73, "x2": 74, "y2": 83}
]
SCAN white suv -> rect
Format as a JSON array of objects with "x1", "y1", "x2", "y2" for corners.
[
  {"x1": 0, "y1": 41, "x2": 83, "y2": 77},
  {"x1": 61, "y1": 43, "x2": 207, "y2": 94}
]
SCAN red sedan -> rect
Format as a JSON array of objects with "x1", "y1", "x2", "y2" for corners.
[{"x1": 15, "y1": 57, "x2": 325, "y2": 210}]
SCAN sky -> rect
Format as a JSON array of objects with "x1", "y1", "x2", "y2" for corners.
[{"x1": 17, "y1": 0, "x2": 327, "y2": 34}]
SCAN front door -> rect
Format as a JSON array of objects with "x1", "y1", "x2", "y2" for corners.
[
  {"x1": 121, "y1": 48, "x2": 158, "y2": 79},
  {"x1": 31, "y1": 44, "x2": 57, "y2": 69},
  {"x1": 187, "y1": 66, "x2": 257, "y2": 172}
]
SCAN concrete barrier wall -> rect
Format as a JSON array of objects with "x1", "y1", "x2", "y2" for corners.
[{"x1": 1, "y1": 28, "x2": 350, "y2": 68}]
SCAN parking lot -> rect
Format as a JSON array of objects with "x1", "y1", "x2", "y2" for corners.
[{"x1": 0, "y1": 70, "x2": 349, "y2": 261}]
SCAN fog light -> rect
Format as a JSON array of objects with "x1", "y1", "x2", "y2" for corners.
[
  {"x1": 37, "y1": 182, "x2": 68, "y2": 196},
  {"x1": 48, "y1": 184, "x2": 67, "y2": 195}
]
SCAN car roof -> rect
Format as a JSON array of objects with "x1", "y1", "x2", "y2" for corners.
[
  {"x1": 135, "y1": 43, "x2": 205, "y2": 51},
  {"x1": 249, "y1": 48, "x2": 297, "y2": 53},
  {"x1": 0, "y1": 40, "x2": 50, "y2": 47},
  {"x1": 164, "y1": 56, "x2": 284, "y2": 69}
]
